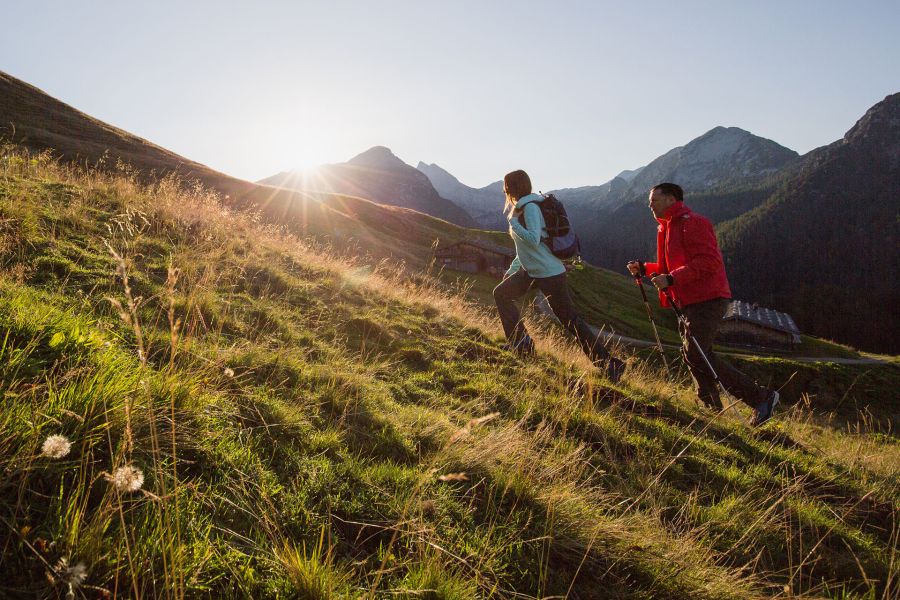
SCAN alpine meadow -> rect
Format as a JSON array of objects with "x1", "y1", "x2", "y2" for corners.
[
  {"x1": 0, "y1": 75, "x2": 898, "y2": 599},
  {"x1": 1, "y1": 5, "x2": 899, "y2": 598}
]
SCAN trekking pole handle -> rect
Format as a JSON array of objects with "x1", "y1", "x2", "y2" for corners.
[
  {"x1": 650, "y1": 272, "x2": 671, "y2": 289},
  {"x1": 632, "y1": 271, "x2": 650, "y2": 302},
  {"x1": 651, "y1": 273, "x2": 684, "y2": 317}
]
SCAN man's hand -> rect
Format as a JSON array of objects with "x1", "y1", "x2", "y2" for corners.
[
  {"x1": 626, "y1": 261, "x2": 643, "y2": 277},
  {"x1": 650, "y1": 274, "x2": 673, "y2": 290}
]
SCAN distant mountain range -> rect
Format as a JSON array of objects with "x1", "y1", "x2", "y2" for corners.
[
  {"x1": 602, "y1": 126, "x2": 799, "y2": 207},
  {"x1": 575, "y1": 126, "x2": 799, "y2": 272},
  {"x1": 415, "y1": 162, "x2": 507, "y2": 230},
  {"x1": 259, "y1": 147, "x2": 477, "y2": 228},
  {"x1": 415, "y1": 114, "x2": 897, "y2": 354},
  {"x1": 416, "y1": 126, "x2": 798, "y2": 234},
  {"x1": 3, "y1": 68, "x2": 895, "y2": 352}
]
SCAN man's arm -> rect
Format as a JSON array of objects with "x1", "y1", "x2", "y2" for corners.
[{"x1": 627, "y1": 260, "x2": 659, "y2": 276}]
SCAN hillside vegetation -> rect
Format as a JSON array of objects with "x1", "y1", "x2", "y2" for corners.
[
  {"x1": 1, "y1": 148, "x2": 898, "y2": 599},
  {"x1": 717, "y1": 93, "x2": 900, "y2": 355}
]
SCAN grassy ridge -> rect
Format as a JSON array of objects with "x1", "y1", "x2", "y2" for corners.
[{"x1": 0, "y1": 149, "x2": 897, "y2": 599}]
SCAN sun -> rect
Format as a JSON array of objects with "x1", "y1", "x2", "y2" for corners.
[{"x1": 292, "y1": 152, "x2": 324, "y2": 175}]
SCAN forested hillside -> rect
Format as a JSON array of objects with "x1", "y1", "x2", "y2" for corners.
[{"x1": 718, "y1": 93, "x2": 900, "y2": 354}]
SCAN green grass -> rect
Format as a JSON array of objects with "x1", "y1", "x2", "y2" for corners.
[
  {"x1": 795, "y1": 335, "x2": 863, "y2": 359},
  {"x1": 0, "y1": 147, "x2": 897, "y2": 599}
]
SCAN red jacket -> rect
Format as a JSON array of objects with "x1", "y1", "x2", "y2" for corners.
[{"x1": 643, "y1": 203, "x2": 731, "y2": 308}]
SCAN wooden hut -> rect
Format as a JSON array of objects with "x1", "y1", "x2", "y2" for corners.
[
  {"x1": 434, "y1": 240, "x2": 515, "y2": 277},
  {"x1": 719, "y1": 300, "x2": 801, "y2": 350}
]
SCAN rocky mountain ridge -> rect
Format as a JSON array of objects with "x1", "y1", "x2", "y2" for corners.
[
  {"x1": 717, "y1": 92, "x2": 900, "y2": 353},
  {"x1": 261, "y1": 147, "x2": 477, "y2": 228}
]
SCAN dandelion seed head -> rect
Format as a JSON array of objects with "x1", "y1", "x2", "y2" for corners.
[
  {"x1": 448, "y1": 427, "x2": 470, "y2": 444},
  {"x1": 223, "y1": 367, "x2": 235, "y2": 378},
  {"x1": 54, "y1": 557, "x2": 87, "y2": 585},
  {"x1": 437, "y1": 472, "x2": 469, "y2": 482},
  {"x1": 468, "y1": 412, "x2": 500, "y2": 428},
  {"x1": 41, "y1": 434, "x2": 72, "y2": 459},
  {"x1": 106, "y1": 465, "x2": 144, "y2": 492}
]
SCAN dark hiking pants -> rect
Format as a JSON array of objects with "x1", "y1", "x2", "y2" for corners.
[
  {"x1": 493, "y1": 270, "x2": 610, "y2": 365},
  {"x1": 680, "y1": 298, "x2": 765, "y2": 408}
]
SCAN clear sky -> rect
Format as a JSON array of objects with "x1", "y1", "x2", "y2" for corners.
[{"x1": 3, "y1": 1, "x2": 898, "y2": 190}]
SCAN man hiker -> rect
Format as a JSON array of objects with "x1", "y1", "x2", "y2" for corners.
[{"x1": 627, "y1": 182, "x2": 778, "y2": 426}]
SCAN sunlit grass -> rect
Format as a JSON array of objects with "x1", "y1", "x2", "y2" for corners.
[{"x1": 0, "y1": 146, "x2": 897, "y2": 599}]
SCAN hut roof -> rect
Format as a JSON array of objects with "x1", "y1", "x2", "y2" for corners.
[
  {"x1": 723, "y1": 300, "x2": 800, "y2": 335},
  {"x1": 435, "y1": 240, "x2": 515, "y2": 258}
]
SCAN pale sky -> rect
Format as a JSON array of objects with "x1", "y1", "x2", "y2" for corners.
[{"x1": 3, "y1": 1, "x2": 898, "y2": 190}]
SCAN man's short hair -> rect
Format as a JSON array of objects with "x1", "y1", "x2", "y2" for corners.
[{"x1": 650, "y1": 182, "x2": 684, "y2": 202}]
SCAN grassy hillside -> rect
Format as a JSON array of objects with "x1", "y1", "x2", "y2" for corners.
[
  {"x1": 1, "y1": 149, "x2": 898, "y2": 599},
  {"x1": 0, "y1": 69, "x2": 499, "y2": 268},
  {"x1": 2, "y1": 68, "x2": 865, "y2": 362}
]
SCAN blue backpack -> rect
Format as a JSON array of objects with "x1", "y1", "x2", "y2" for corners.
[{"x1": 518, "y1": 194, "x2": 582, "y2": 260}]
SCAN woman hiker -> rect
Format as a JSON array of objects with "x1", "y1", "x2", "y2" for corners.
[{"x1": 493, "y1": 169, "x2": 626, "y2": 383}]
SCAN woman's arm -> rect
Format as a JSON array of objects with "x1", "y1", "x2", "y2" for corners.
[
  {"x1": 509, "y1": 202, "x2": 543, "y2": 249},
  {"x1": 504, "y1": 256, "x2": 521, "y2": 278}
]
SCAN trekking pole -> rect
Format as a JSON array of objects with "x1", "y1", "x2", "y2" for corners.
[
  {"x1": 632, "y1": 273, "x2": 671, "y2": 375},
  {"x1": 653, "y1": 275, "x2": 729, "y2": 402}
]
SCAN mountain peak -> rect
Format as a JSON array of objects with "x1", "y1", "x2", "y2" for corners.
[
  {"x1": 615, "y1": 166, "x2": 644, "y2": 182},
  {"x1": 704, "y1": 125, "x2": 752, "y2": 136},
  {"x1": 347, "y1": 146, "x2": 407, "y2": 169},
  {"x1": 416, "y1": 162, "x2": 451, "y2": 177},
  {"x1": 691, "y1": 126, "x2": 758, "y2": 149},
  {"x1": 843, "y1": 92, "x2": 900, "y2": 150},
  {"x1": 416, "y1": 162, "x2": 461, "y2": 185},
  {"x1": 678, "y1": 125, "x2": 798, "y2": 169}
]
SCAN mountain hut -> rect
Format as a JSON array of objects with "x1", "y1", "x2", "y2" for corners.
[
  {"x1": 434, "y1": 240, "x2": 515, "y2": 278},
  {"x1": 719, "y1": 300, "x2": 801, "y2": 350}
]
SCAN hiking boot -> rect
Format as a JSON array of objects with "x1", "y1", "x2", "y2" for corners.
[
  {"x1": 519, "y1": 336, "x2": 535, "y2": 357},
  {"x1": 604, "y1": 357, "x2": 626, "y2": 384},
  {"x1": 750, "y1": 390, "x2": 780, "y2": 427},
  {"x1": 502, "y1": 334, "x2": 534, "y2": 357},
  {"x1": 699, "y1": 395, "x2": 724, "y2": 411}
]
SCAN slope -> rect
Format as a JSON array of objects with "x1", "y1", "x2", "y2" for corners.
[
  {"x1": 0, "y1": 146, "x2": 897, "y2": 599},
  {"x1": 2, "y1": 69, "x2": 879, "y2": 360},
  {"x1": 0, "y1": 70, "x2": 482, "y2": 264},
  {"x1": 718, "y1": 92, "x2": 900, "y2": 354},
  {"x1": 0, "y1": 69, "x2": 703, "y2": 350}
]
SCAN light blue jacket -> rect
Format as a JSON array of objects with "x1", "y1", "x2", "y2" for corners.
[{"x1": 505, "y1": 193, "x2": 566, "y2": 278}]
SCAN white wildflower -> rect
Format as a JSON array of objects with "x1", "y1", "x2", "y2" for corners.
[
  {"x1": 223, "y1": 367, "x2": 235, "y2": 378},
  {"x1": 437, "y1": 472, "x2": 469, "y2": 482},
  {"x1": 41, "y1": 434, "x2": 72, "y2": 459},
  {"x1": 54, "y1": 557, "x2": 87, "y2": 591},
  {"x1": 106, "y1": 465, "x2": 144, "y2": 492}
]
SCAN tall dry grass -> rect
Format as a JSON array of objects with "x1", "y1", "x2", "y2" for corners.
[{"x1": 2, "y1": 145, "x2": 897, "y2": 598}]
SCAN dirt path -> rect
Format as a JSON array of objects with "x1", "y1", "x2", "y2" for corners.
[{"x1": 532, "y1": 292, "x2": 890, "y2": 366}]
